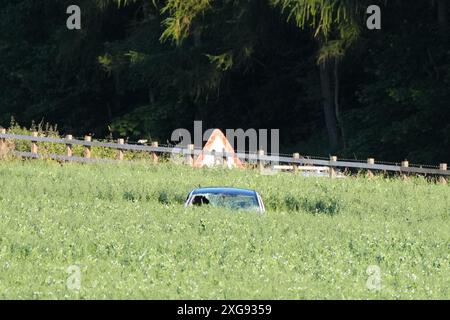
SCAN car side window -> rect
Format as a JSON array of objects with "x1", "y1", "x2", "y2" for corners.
[{"x1": 192, "y1": 195, "x2": 210, "y2": 206}]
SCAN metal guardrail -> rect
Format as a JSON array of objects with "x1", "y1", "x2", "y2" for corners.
[
  {"x1": 0, "y1": 132, "x2": 449, "y2": 177},
  {"x1": 11, "y1": 151, "x2": 119, "y2": 164}
]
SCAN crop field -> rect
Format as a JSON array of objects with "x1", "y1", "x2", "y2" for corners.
[{"x1": 0, "y1": 160, "x2": 448, "y2": 299}]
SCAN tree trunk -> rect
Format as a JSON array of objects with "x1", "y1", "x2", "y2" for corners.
[
  {"x1": 437, "y1": 0, "x2": 448, "y2": 37},
  {"x1": 334, "y1": 58, "x2": 346, "y2": 150},
  {"x1": 319, "y1": 60, "x2": 340, "y2": 151}
]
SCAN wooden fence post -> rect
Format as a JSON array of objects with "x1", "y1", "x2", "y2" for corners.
[
  {"x1": 66, "y1": 135, "x2": 73, "y2": 158},
  {"x1": 185, "y1": 144, "x2": 194, "y2": 166},
  {"x1": 329, "y1": 156, "x2": 337, "y2": 178},
  {"x1": 367, "y1": 158, "x2": 375, "y2": 178},
  {"x1": 151, "y1": 141, "x2": 159, "y2": 164},
  {"x1": 293, "y1": 153, "x2": 300, "y2": 174},
  {"x1": 401, "y1": 160, "x2": 409, "y2": 180},
  {"x1": 211, "y1": 149, "x2": 218, "y2": 165},
  {"x1": 0, "y1": 128, "x2": 6, "y2": 150},
  {"x1": 117, "y1": 139, "x2": 124, "y2": 161},
  {"x1": 84, "y1": 135, "x2": 92, "y2": 159},
  {"x1": 31, "y1": 131, "x2": 38, "y2": 155},
  {"x1": 439, "y1": 163, "x2": 447, "y2": 184},
  {"x1": 258, "y1": 150, "x2": 265, "y2": 171},
  {"x1": 221, "y1": 148, "x2": 227, "y2": 168}
]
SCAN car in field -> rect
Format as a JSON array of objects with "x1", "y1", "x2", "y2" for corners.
[{"x1": 184, "y1": 187, "x2": 265, "y2": 213}]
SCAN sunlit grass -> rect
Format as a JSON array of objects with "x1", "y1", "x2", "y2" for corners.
[{"x1": 0, "y1": 160, "x2": 448, "y2": 299}]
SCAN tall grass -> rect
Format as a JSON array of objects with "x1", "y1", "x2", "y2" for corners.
[{"x1": 0, "y1": 160, "x2": 448, "y2": 299}]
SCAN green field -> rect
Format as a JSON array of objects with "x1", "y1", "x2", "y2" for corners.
[{"x1": 0, "y1": 160, "x2": 448, "y2": 299}]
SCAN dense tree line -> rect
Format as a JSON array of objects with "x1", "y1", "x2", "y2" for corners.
[{"x1": 0, "y1": 0, "x2": 449, "y2": 163}]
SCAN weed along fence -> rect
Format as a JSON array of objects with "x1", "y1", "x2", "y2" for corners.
[{"x1": 0, "y1": 129, "x2": 449, "y2": 182}]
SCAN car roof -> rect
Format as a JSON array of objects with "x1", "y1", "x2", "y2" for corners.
[{"x1": 191, "y1": 187, "x2": 258, "y2": 197}]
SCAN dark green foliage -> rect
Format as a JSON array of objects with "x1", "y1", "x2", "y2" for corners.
[{"x1": 0, "y1": 1, "x2": 449, "y2": 163}]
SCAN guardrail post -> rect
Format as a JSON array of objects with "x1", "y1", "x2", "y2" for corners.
[
  {"x1": 329, "y1": 156, "x2": 337, "y2": 178},
  {"x1": 401, "y1": 160, "x2": 409, "y2": 180},
  {"x1": 185, "y1": 144, "x2": 194, "y2": 166},
  {"x1": 151, "y1": 141, "x2": 159, "y2": 164},
  {"x1": 66, "y1": 135, "x2": 73, "y2": 158},
  {"x1": 439, "y1": 163, "x2": 447, "y2": 184},
  {"x1": 258, "y1": 150, "x2": 265, "y2": 171},
  {"x1": 117, "y1": 139, "x2": 125, "y2": 161},
  {"x1": 84, "y1": 135, "x2": 92, "y2": 159},
  {"x1": 31, "y1": 131, "x2": 38, "y2": 155},
  {"x1": 367, "y1": 158, "x2": 375, "y2": 178},
  {"x1": 293, "y1": 153, "x2": 300, "y2": 174}
]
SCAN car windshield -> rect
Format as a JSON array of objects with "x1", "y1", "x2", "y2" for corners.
[{"x1": 192, "y1": 193, "x2": 258, "y2": 210}]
